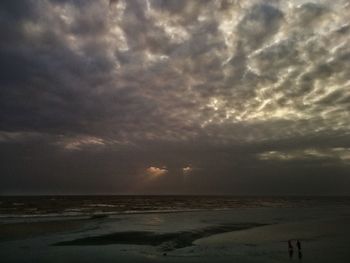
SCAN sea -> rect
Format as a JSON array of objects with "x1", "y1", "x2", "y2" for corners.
[
  {"x1": 1, "y1": 196, "x2": 350, "y2": 262},
  {"x1": 1, "y1": 195, "x2": 350, "y2": 222}
]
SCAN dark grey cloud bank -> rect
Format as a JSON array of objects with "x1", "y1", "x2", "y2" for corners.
[{"x1": 1, "y1": 0, "x2": 350, "y2": 195}]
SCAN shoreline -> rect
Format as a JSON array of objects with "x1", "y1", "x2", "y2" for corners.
[
  {"x1": 0, "y1": 206, "x2": 349, "y2": 262},
  {"x1": 54, "y1": 223, "x2": 266, "y2": 250}
]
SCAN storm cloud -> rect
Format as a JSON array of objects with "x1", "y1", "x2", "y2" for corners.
[{"x1": 1, "y1": 0, "x2": 350, "y2": 195}]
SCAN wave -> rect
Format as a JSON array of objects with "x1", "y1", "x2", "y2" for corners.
[
  {"x1": 1, "y1": 196, "x2": 350, "y2": 223},
  {"x1": 0, "y1": 208, "x2": 224, "y2": 223}
]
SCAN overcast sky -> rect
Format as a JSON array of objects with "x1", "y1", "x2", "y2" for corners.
[{"x1": 1, "y1": 0, "x2": 350, "y2": 195}]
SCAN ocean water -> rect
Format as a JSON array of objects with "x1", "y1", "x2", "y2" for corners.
[
  {"x1": 1, "y1": 195, "x2": 349, "y2": 221},
  {"x1": 1, "y1": 196, "x2": 350, "y2": 262}
]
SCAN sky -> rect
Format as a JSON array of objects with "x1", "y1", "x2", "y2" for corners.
[{"x1": 1, "y1": 0, "x2": 350, "y2": 195}]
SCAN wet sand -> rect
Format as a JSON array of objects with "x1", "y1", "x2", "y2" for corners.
[
  {"x1": 196, "y1": 217, "x2": 350, "y2": 245},
  {"x1": 0, "y1": 207, "x2": 350, "y2": 262},
  {"x1": 54, "y1": 223, "x2": 265, "y2": 250},
  {"x1": 0, "y1": 219, "x2": 91, "y2": 242}
]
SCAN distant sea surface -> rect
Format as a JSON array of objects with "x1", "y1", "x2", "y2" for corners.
[{"x1": 1, "y1": 196, "x2": 350, "y2": 222}]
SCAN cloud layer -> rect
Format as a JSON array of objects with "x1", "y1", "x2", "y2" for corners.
[{"x1": 1, "y1": 0, "x2": 350, "y2": 194}]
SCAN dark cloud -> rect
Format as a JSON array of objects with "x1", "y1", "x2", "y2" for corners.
[
  {"x1": 295, "y1": 2, "x2": 328, "y2": 25},
  {"x1": 237, "y1": 4, "x2": 284, "y2": 52},
  {"x1": 0, "y1": 0, "x2": 350, "y2": 195}
]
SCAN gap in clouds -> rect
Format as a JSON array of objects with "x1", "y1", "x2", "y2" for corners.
[{"x1": 0, "y1": 0, "x2": 350, "y2": 194}]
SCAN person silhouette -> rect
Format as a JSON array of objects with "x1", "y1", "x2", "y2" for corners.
[
  {"x1": 296, "y1": 240, "x2": 302, "y2": 260},
  {"x1": 288, "y1": 240, "x2": 294, "y2": 259},
  {"x1": 296, "y1": 239, "x2": 301, "y2": 251}
]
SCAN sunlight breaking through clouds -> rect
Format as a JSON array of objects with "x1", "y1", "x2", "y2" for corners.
[
  {"x1": 146, "y1": 166, "x2": 168, "y2": 179},
  {"x1": 1, "y1": 0, "x2": 349, "y2": 145},
  {"x1": 182, "y1": 166, "x2": 193, "y2": 176},
  {"x1": 259, "y1": 148, "x2": 350, "y2": 163},
  {"x1": 1, "y1": 0, "x2": 350, "y2": 194},
  {"x1": 58, "y1": 136, "x2": 106, "y2": 151}
]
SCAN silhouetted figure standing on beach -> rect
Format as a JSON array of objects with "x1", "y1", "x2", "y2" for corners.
[
  {"x1": 297, "y1": 240, "x2": 302, "y2": 260},
  {"x1": 288, "y1": 240, "x2": 294, "y2": 259},
  {"x1": 296, "y1": 240, "x2": 301, "y2": 251}
]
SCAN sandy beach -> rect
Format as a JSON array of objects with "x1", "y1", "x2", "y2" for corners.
[{"x1": 1, "y1": 204, "x2": 350, "y2": 263}]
